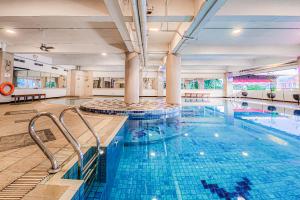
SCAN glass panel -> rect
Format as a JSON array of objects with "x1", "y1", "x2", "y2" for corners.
[
  {"x1": 13, "y1": 68, "x2": 66, "y2": 89},
  {"x1": 204, "y1": 79, "x2": 223, "y2": 89},
  {"x1": 93, "y1": 77, "x2": 125, "y2": 88},
  {"x1": 181, "y1": 78, "x2": 223, "y2": 90}
]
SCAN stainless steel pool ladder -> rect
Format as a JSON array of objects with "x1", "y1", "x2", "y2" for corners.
[
  {"x1": 59, "y1": 107, "x2": 101, "y2": 178},
  {"x1": 28, "y1": 112, "x2": 83, "y2": 174},
  {"x1": 28, "y1": 107, "x2": 101, "y2": 178}
]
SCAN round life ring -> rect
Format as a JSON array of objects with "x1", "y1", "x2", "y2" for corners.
[{"x1": 0, "y1": 82, "x2": 15, "y2": 96}]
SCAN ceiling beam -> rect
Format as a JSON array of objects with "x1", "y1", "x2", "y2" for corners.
[
  {"x1": 182, "y1": 59, "x2": 252, "y2": 66},
  {"x1": 0, "y1": 0, "x2": 109, "y2": 17},
  {"x1": 182, "y1": 45, "x2": 300, "y2": 57},
  {"x1": 170, "y1": 0, "x2": 227, "y2": 54},
  {"x1": 104, "y1": 0, "x2": 135, "y2": 52},
  {"x1": 147, "y1": 16, "x2": 193, "y2": 22}
]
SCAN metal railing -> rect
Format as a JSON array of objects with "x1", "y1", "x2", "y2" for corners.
[
  {"x1": 28, "y1": 112, "x2": 83, "y2": 174},
  {"x1": 28, "y1": 108, "x2": 101, "y2": 179},
  {"x1": 59, "y1": 107, "x2": 101, "y2": 178},
  {"x1": 59, "y1": 107, "x2": 100, "y2": 151}
]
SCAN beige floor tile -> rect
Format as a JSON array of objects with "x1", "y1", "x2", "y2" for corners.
[{"x1": 22, "y1": 185, "x2": 68, "y2": 200}]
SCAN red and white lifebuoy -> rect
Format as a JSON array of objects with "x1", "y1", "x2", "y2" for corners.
[{"x1": 0, "y1": 82, "x2": 15, "y2": 96}]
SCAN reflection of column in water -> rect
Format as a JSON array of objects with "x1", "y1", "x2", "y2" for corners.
[
  {"x1": 166, "y1": 115, "x2": 182, "y2": 133},
  {"x1": 126, "y1": 119, "x2": 141, "y2": 141},
  {"x1": 224, "y1": 100, "x2": 234, "y2": 125},
  {"x1": 267, "y1": 106, "x2": 277, "y2": 124},
  {"x1": 294, "y1": 110, "x2": 300, "y2": 131}
]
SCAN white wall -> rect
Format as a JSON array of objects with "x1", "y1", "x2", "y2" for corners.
[
  {"x1": 93, "y1": 88, "x2": 124, "y2": 96},
  {"x1": 14, "y1": 88, "x2": 67, "y2": 98},
  {"x1": 14, "y1": 54, "x2": 67, "y2": 76},
  {"x1": 0, "y1": 54, "x2": 68, "y2": 103}
]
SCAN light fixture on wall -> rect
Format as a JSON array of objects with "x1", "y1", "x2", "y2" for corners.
[{"x1": 101, "y1": 52, "x2": 107, "y2": 56}]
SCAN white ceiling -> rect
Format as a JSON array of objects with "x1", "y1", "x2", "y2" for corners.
[{"x1": 0, "y1": 0, "x2": 300, "y2": 72}]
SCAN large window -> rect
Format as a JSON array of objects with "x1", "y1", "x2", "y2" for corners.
[
  {"x1": 233, "y1": 69, "x2": 299, "y2": 91},
  {"x1": 273, "y1": 69, "x2": 299, "y2": 89},
  {"x1": 182, "y1": 78, "x2": 223, "y2": 90},
  {"x1": 93, "y1": 77, "x2": 125, "y2": 89},
  {"x1": 13, "y1": 69, "x2": 66, "y2": 89},
  {"x1": 204, "y1": 79, "x2": 223, "y2": 89}
]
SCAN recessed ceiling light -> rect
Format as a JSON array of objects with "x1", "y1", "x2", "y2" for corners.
[
  {"x1": 101, "y1": 52, "x2": 107, "y2": 56},
  {"x1": 5, "y1": 28, "x2": 16, "y2": 34},
  {"x1": 149, "y1": 28, "x2": 159, "y2": 32},
  {"x1": 232, "y1": 28, "x2": 243, "y2": 36}
]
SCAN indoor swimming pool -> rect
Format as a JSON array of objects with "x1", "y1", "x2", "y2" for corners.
[{"x1": 67, "y1": 100, "x2": 300, "y2": 200}]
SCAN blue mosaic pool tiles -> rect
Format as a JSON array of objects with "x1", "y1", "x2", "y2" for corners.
[
  {"x1": 63, "y1": 123, "x2": 125, "y2": 200},
  {"x1": 85, "y1": 124, "x2": 125, "y2": 200},
  {"x1": 108, "y1": 104, "x2": 300, "y2": 200},
  {"x1": 71, "y1": 183, "x2": 85, "y2": 200},
  {"x1": 63, "y1": 147, "x2": 97, "y2": 180},
  {"x1": 201, "y1": 177, "x2": 252, "y2": 199}
]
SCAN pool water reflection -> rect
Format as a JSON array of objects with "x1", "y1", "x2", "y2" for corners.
[{"x1": 107, "y1": 100, "x2": 300, "y2": 200}]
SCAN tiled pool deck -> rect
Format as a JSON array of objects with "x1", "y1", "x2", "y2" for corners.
[{"x1": 0, "y1": 100, "x2": 127, "y2": 200}]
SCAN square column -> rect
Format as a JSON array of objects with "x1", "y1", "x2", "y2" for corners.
[
  {"x1": 125, "y1": 52, "x2": 140, "y2": 104},
  {"x1": 224, "y1": 72, "x2": 233, "y2": 98},
  {"x1": 166, "y1": 53, "x2": 181, "y2": 105}
]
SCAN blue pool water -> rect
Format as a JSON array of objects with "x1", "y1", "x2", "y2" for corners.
[{"x1": 71, "y1": 100, "x2": 300, "y2": 200}]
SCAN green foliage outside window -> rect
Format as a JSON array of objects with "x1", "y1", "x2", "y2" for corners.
[{"x1": 204, "y1": 79, "x2": 223, "y2": 89}]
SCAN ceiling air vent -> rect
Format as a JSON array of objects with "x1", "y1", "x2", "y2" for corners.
[
  {"x1": 14, "y1": 58, "x2": 25, "y2": 63},
  {"x1": 34, "y1": 62, "x2": 43, "y2": 67}
]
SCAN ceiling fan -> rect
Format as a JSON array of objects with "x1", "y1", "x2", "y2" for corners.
[{"x1": 40, "y1": 43, "x2": 54, "y2": 52}]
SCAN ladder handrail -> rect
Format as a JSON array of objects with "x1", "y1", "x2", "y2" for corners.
[
  {"x1": 28, "y1": 112, "x2": 83, "y2": 174},
  {"x1": 59, "y1": 107, "x2": 101, "y2": 152}
]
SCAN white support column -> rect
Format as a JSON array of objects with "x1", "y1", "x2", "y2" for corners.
[
  {"x1": 224, "y1": 72, "x2": 233, "y2": 98},
  {"x1": 125, "y1": 52, "x2": 140, "y2": 104},
  {"x1": 224, "y1": 100, "x2": 234, "y2": 125},
  {"x1": 157, "y1": 71, "x2": 164, "y2": 97},
  {"x1": 166, "y1": 53, "x2": 181, "y2": 105}
]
